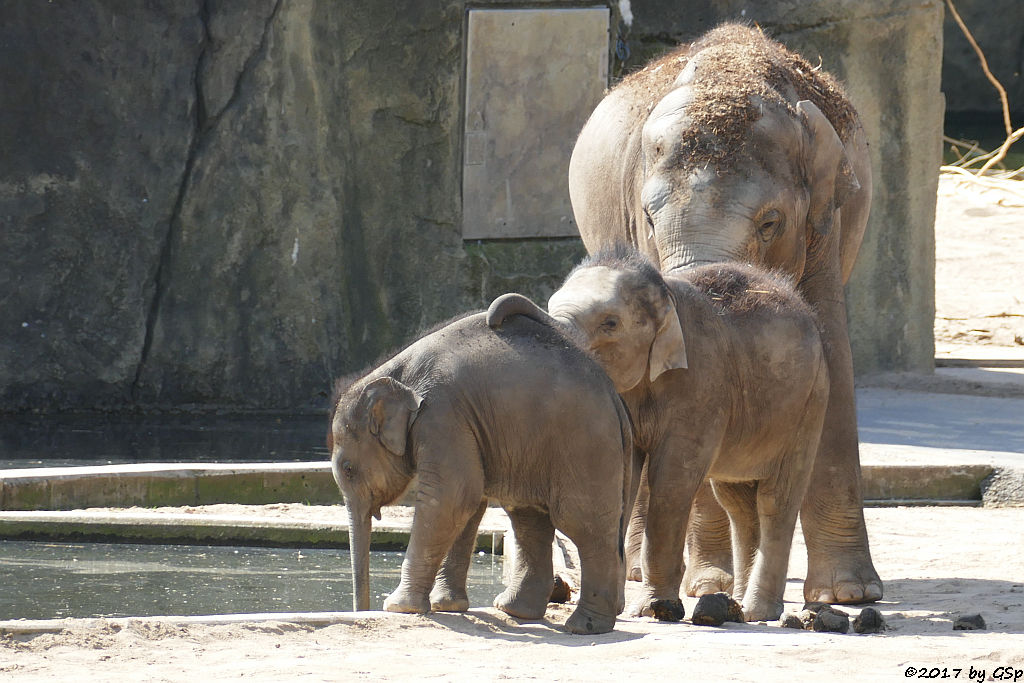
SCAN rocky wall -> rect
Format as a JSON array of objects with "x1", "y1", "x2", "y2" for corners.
[{"x1": 0, "y1": 0, "x2": 943, "y2": 412}]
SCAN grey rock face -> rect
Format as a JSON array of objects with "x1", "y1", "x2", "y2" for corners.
[
  {"x1": 941, "y1": 0, "x2": 1024, "y2": 116},
  {"x1": 0, "y1": 0, "x2": 945, "y2": 412}
]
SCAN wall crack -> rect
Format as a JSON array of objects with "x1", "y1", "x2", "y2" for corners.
[{"x1": 131, "y1": 0, "x2": 281, "y2": 402}]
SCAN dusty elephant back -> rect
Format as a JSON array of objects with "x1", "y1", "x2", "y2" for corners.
[
  {"x1": 405, "y1": 313, "x2": 632, "y2": 503},
  {"x1": 614, "y1": 23, "x2": 860, "y2": 154}
]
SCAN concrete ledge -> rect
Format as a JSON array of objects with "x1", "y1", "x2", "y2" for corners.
[
  {"x1": 861, "y1": 464, "x2": 993, "y2": 503},
  {"x1": 0, "y1": 463, "x2": 339, "y2": 511},
  {"x1": 0, "y1": 509, "x2": 506, "y2": 553},
  {"x1": 1, "y1": 462, "x2": 1017, "y2": 513}
]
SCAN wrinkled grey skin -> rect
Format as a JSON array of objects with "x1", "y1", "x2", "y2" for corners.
[
  {"x1": 329, "y1": 311, "x2": 631, "y2": 634},
  {"x1": 568, "y1": 30, "x2": 880, "y2": 605},
  {"x1": 489, "y1": 257, "x2": 828, "y2": 621}
]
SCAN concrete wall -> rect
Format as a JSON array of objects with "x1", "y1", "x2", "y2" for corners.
[
  {"x1": 0, "y1": 0, "x2": 944, "y2": 413},
  {"x1": 941, "y1": 0, "x2": 1024, "y2": 117}
]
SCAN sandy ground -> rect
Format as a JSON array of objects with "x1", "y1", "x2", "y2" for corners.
[
  {"x1": 2, "y1": 175, "x2": 1024, "y2": 680},
  {"x1": 934, "y1": 174, "x2": 1024, "y2": 350}
]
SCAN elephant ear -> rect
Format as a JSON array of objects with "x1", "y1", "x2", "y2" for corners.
[
  {"x1": 798, "y1": 100, "x2": 861, "y2": 237},
  {"x1": 649, "y1": 296, "x2": 688, "y2": 383},
  {"x1": 362, "y1": 377, "x2": 424, "y2": 457}
]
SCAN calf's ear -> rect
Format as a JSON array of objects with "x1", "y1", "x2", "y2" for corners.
[
  {"x1": 649, "y1": 298, "x2": 687, "y2": 382},
  {"x1": 362, "y1": 377, "x2": 424, "y2": 456}
]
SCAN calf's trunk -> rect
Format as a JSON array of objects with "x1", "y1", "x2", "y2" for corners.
[{"x1": 348, "y1": 505, "x2": 372, "y2": 611}]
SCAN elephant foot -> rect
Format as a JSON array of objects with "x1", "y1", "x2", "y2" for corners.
[
  {"x1": 429, "y1": 588, "x2": 469, "y2": 613},
  {"x1": 803, "y1": 553, "x2": 883, "y2": 605},
  {"x1": 383, "y1": 588, "x2": 430, "y2": 614},
  {"x1": 494, "y1": 588, "x2": 547, "y2": 620},
  {"x1": 741, "y1": 596, "x2": 784, "y2": 623},
  {"x1": 683, "y1": 562, "x2": 734, "y2": 598},
  {"x1": 564, "y1": 606, "x2": 616, "y2": 635}
]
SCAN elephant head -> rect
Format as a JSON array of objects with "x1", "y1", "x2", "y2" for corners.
[
  {"x1": 548, "y1": 253, "x2": 687, "y2": 393},
  {"x1": 330, "y1": 376, "x2": 423, "y2": 610},
  {"x1": 637, "y1": 57, "x2": 860, "y2": 278}
]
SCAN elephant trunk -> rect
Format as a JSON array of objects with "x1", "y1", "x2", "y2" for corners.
[{"x1": 348, "y1": 504, "x2": 372, "y2": 611}]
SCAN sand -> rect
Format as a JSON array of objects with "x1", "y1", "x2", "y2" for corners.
[
  {"x1": 934, "y1": 174, "x2": 1024, "y2": 350},
  {"x1": 2, "y1": 175, "x2": 1023, "y2": 680}
]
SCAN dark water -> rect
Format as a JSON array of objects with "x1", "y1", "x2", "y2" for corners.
[
  {"x1": 0, "y1": 541, "x2": 506, "y2": 620},
  {"x1": 0, "y1": 415, "x2": 328, "y2": 470}
]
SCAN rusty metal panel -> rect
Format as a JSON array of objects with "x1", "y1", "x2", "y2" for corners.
[{"x1": 462, "y1": 8, "x2": 609, "y2": 239}]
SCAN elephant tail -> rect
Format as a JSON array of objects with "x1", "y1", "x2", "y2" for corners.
[{"x1": 486, "y1": 293, "x2": 556, "y2": 329}]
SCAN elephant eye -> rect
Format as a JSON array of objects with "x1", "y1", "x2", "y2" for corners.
[
  {"x1": 599, "y1": 316, "x2": 620, "y2": 333},
  {"x1": 341, "y1": 460, "x2": 355, "y2": 480},
  {"x1": 757, "y1": 210, "x2": 785, "y2": 242}
]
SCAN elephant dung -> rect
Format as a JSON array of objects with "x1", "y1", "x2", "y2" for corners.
[
  {"x1": 549, "y1": 574, "x2": 574, "y2": 604},
  {"x1": 853, "y1": 607, "x2": 887, "y2": 634},
  {"x1": 953, "y1": 613, "x2": 987, "y2": 631},
  {"x1": 812, "y1": 606, "x2": 851, "y2": 634},
  {"x1": 778, "y1": 612, "x2": 808, "y2": 630},
  {"x1": 649, "y1": 599, "x2": 686, "y2": 622},
  {"x1": 691, "y1": 592, "x2": 745, "y2": 626}
]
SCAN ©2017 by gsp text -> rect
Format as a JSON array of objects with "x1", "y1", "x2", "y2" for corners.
[{"x1": 904, "y1": 666, "x2": 1023, "y2": 681}]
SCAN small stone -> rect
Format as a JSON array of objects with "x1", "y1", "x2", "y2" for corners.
[
  {"x1": 649, "y1": 598, "x2": 685, "y2": 622},
  {"x1": 953, "y1": 613, "x2": 986, "y2": 631},
  {"x1": 853, "y1": 606, "x2": 887, "y2": 633},
  {"x1": 549, "y1": 574, "x2": 573, "y2": 604},
  {"x1": 778, "y1": 612, "x2": 805, "y2": 629},
  {"x1": 812, "y1": 606, "x2": 851, "y2": 634}
]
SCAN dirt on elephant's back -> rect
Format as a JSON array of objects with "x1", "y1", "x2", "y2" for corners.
[{"x1": 616, "y1": 23, "x2": 859, "y2": 169}]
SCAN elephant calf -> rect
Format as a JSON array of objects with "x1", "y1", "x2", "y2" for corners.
[
  {"x1": 488, "y1": 249, "x2": 828, "y2": 622},
  {"x1": 328, "y1": 308, "x2": 632, "y2": 634}
]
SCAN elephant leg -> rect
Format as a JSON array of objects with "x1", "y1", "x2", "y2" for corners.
[
  {"x1": 494, "y1": 506, "x2": 555, "y2": 620},
  {"x1": 741, "y1": 446, "x2": 817, "y2": 623},
  {"x1": 556, "y1": 512, "x2": 625, "y2": 635},
  {"x1": 624, "y1": 455, "x2": 649, "y2": 582},
  {"x1": 384, "y1": 498, "x2": 479, "y2": 614},
  {"x1": 709, "y1": 480, "x2": 759, "y2": 603},
  {"x1": 627, "y1": 453, "x2": 707, "y2": 620},
  {"x1": 430, "y1": 499, "x2": 487, "y2": 612},
  {"x1": 683, "y1": 481, "x2": 735, "y2": 597},
  {"x1": 799, "y1": 267, "x2": 882, "y2": 605}
]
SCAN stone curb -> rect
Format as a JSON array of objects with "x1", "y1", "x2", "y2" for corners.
[
  {"x1": 2, "y1": 462, "x2": 1018, "y2": 513},
  {"x1": 0, "y1": 463, "x2": 339, "y2": 511},
  {"x1": 0, "y1": 509, "x2": 507, "y2": 553}
]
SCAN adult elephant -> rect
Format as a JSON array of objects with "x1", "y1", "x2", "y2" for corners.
[{"x1": 568, "y1": 23, "x2": 881, "y2": 605}]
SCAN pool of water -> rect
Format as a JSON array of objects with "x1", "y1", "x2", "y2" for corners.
[
  {"x1": 0, "y1": 415, "x2": 327, "y2": 470},
  {"x1": 0, "y1": 541, "x2": 506, "y2": 619}
]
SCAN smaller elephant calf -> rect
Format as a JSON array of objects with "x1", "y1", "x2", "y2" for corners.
[
  {"x1": 488, "y1": 249, "x2": 829, "y2": 622},
  {"x1": 329, "y1": 308, "x2": 632, "y2": 634}
]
